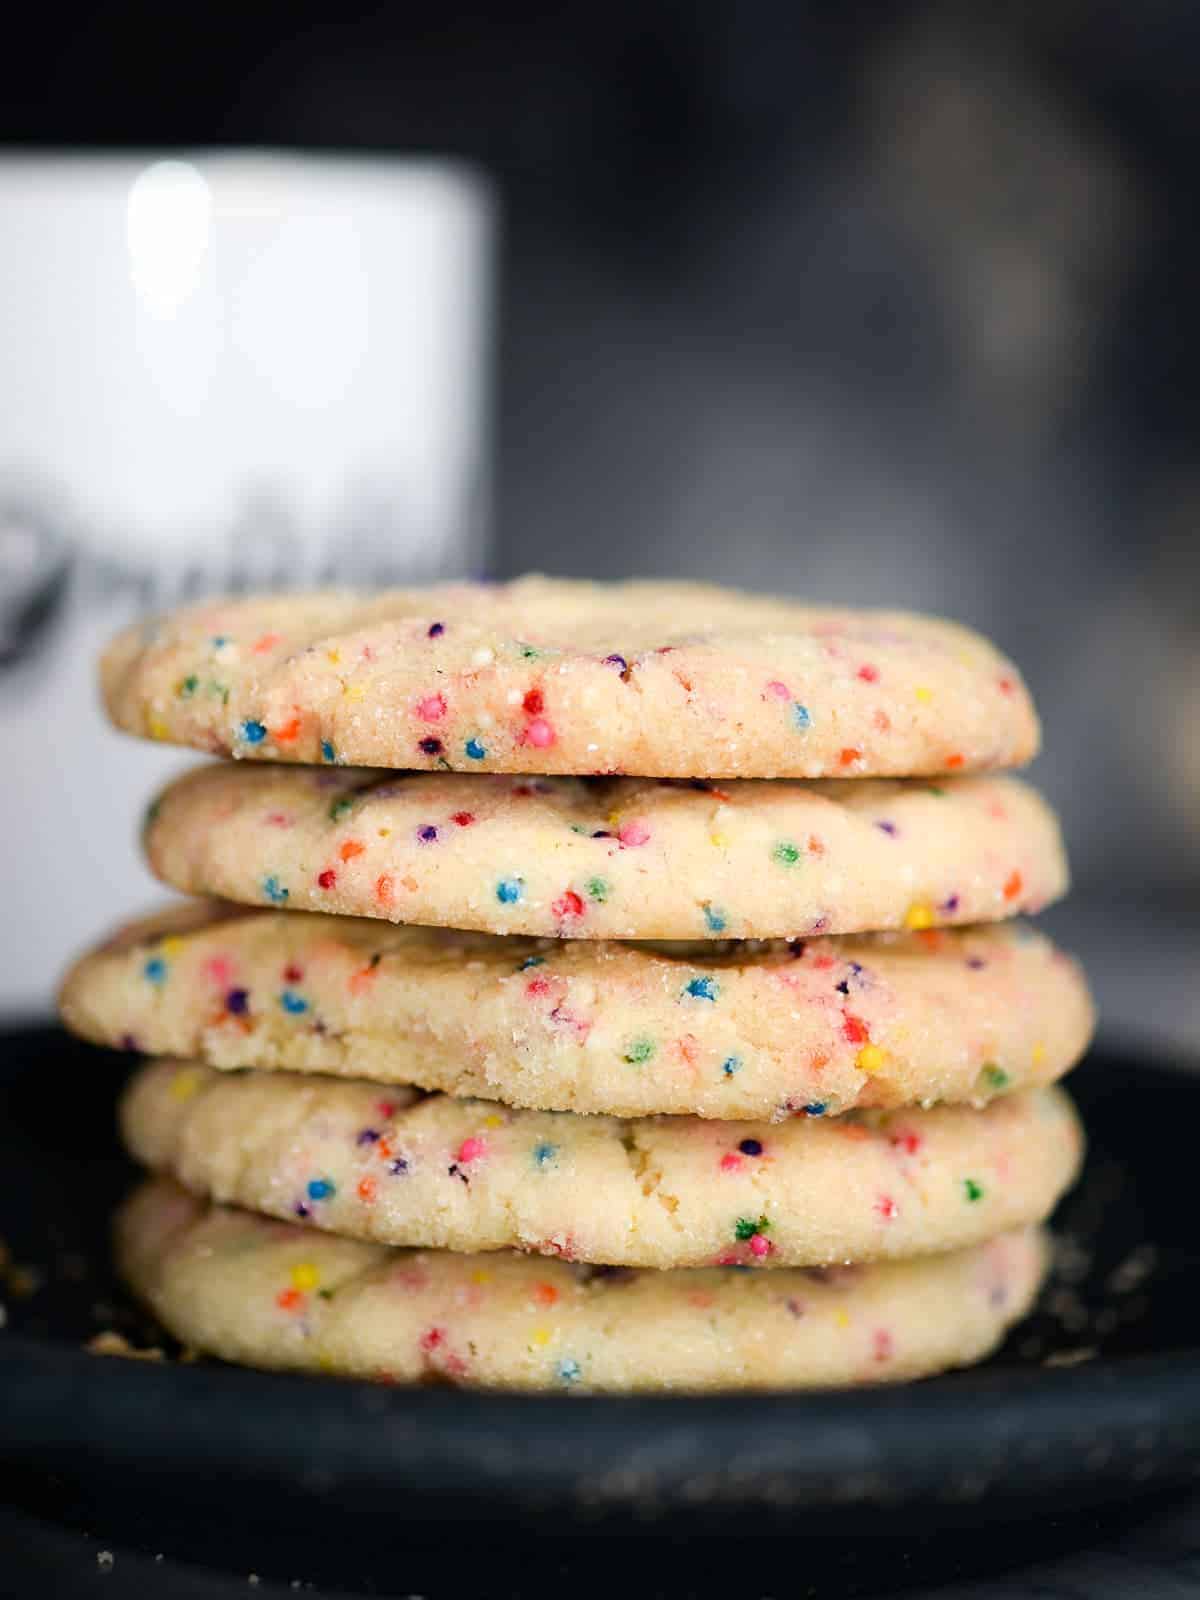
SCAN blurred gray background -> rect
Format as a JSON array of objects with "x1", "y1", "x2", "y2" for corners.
[{"x1": 1, "y1": 2, "x2": 1197, "y2": 1042}]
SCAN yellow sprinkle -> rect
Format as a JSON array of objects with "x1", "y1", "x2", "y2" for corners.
[
  {"x1": 915, "y1": 686, "x2": 933, "y2": 703},
  {"x1": 377, "y1": 828, "x2": 390, "y2": 838},
  {"x1": 147, "y1": 713, "x2": 169, "y2": 741},
  {"x1": 159, "y1": 937, "x2": 184, "y2": 959},
  {"x1": 856, "y1": 1044, "x2": 887, "y2": 1074},
  {"x1": 471, "y1": 1269, "x2": 492, "y2": 1286},
  {"x1": 483, "y1": 1115, "x2": 503, "y2": 1130},
  {"x1": 316, "y1": 1351, "x2": 335, "y2": 1371},
  {"x1": 709, "y1": 832, "x2": 728, "y2": 848},
  {"x1": 169, "y1": 1069, "x2": 201, "y2": 1102},
  {"x1": 904, "y1": 901, "x2": 935, "y2": 931},
  {"x1": 343, "y1": 683, "x2": 366, "y2": 702},
  {"x1": 834, "y1": 1309, "x2": 850, "y2": 1330},
  {"x1": 326, "y1": 650, "x2": 341, "y2": 664},
  {"x1": 1032, "y1": 1041, "x2": 1047, "y2": 1066},
  {"x1": 530, "y1": 1327, "x2": 552, "y2": 1347},
  {"x1": 290, "y1": 1263, "x2": 320, "y2": 1292}
]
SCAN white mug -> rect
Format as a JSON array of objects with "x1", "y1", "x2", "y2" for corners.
[{"x1": 0, "y1": 151, "x2": 494, "y2": 1011}]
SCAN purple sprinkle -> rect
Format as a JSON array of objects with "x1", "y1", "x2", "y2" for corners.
[
  {"x1": 225, "y1": 988, "x2": 250, "y2": 1015},
  {"x1": 389, "y1": 1157, "x2": 409, "y2": 1176},
  {"x1": 294, "y1": 1202, "x2": 311, "y2": 1219},
  {"x1": 966, "y1": 956, "x2": 987, "y2": 970},
  {"x1": 427, "y1": 622, "x2": 445, "y2": 638},
  {"x1": 786, "y1": 1297, "x2": 806, "y2": 1320},
  {"x1": 787, "y1": 940, "x2": 806, "y2": 960},
  {"x1": 876, "y1": 820, "x2": 898, "y2": 837},
  {"x1": 417, "y1": 824, "x2": 439, "y2": 843},
  {"x1": 356, "y1": 1128, "x2": 381, "y2": 1146},
  {"x1": 940, "y1": 894, "x2": 961, "y2": 914},
  {"x1": 591, "y1": 829, "x2": 612, "y2": 839},
  {"x1": 119, "y1": 1033, "x2": 140, "y2": 1052},
  {"x1": 604, "y1": 654, "x2": 628, "y2": 672},
  {"x1": 419, "y1": 737, "x2": 444, "y2": 756}
]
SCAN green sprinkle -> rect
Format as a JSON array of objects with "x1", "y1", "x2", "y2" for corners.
[
  {"x1": 772, "y1": 840, "x2": 802, "y2": 866},
  {"x1": 734, "y1": 1215, "x2": 770, "y2": 1242},
  {"x1": 177, "y1": 674, "x2": 198, "y2": 698},
  {"x1": 585, "y1": 876, "x2": 609, "y2": 902},
  {"x1": 982, "y1": 1064, "x2": 1010, "y2": 1091},
  {"x1": 317, "y1": 1288, "x2": 335, "y2": 1301},
  {"x1": 329, "y1": 796, "x2": 354, "y2": 823},
  {"x1": 927, "y1": 785, "x2": 946, "y2": 797},
  {"x1": 518, "y1": 643, "x2": 541, "y2": 660},
  {"x1": 964, "y1": 1178, "x2": 984, "y2": 1203},
  {"x1": 624, "y1": 1037, "x2": 656, "y2": 1065}
]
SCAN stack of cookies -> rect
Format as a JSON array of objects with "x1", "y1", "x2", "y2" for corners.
[{"x1": 59, "y1": 577, "x2": 1094, "y2": 1392}]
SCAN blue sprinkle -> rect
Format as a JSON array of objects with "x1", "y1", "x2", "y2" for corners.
[
  {"x1": 280, "y1": 990, "x2": 308, "y2": 1014},
  {"x1": 306, "y1": 1177, "x2": 335, "y2": 1201},
  {"x1": 533, "y1": 1142, "x2": 559, "y2": 1168},
  {"x1": 722, "y1": 1056, "x2": 742, "y2": 1077},
  {"x1": 793, "y1": 703, "x2": 812, "y2": 730},
  {"x1": 738, "y1": 1138, "x2": 764, "y2": 1157},
  {"x1": 702, "y1": 903, "x2": 727, "y2": 933},
  {"x1": 803, "y1": 1102, "x2": 827, "y2": 1117},
  {"x1": 143, "y1": 957, "x2": 167, "y2": 985},
  {"x1": 210, "y1": 636, "x2": 229, "y2": 648},
  {"x1": 465, "y1": 737, "x2": 487, "y2": 760},
  {"x1": 240, "y1": 719, "x2": 267, "y2": 744},
  {"x1": 519, "y1": 955, "x2": 545, "y2": 971},
  {"x1": 496, "y1": 877, "x2": 524, "y2": 904},
  {"x1": 225, "y1": 988, "x2": 249, "y2": 1015},
  {"x1": 320, "y1": 740, "x2": 336, "y2": 763},
  {"x1": 263, "y1": 875, "x2": 289, "y2": 905},
  {"x1": 684, "y1": 976, "x2": 719, "y2": 1002},
  {"x1": 557, "y1": 1357, "x2": 582, "y2": 1384},
  {"x1": 427, "y1": 622, "x2": 445, "y2": 638},
  {"x1": 417, "y1": 824, "x2": 439, "y2": 843}
]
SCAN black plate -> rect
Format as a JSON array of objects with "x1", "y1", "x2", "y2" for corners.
[{"x1": 2, "y1": 1025, "x2": 1200, "y2": 1595}]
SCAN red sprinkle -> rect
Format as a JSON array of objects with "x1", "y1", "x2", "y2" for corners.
[
  {"x1": 842, "y1": 1014, "x2": 869, "y2": 1045},
  {"x1": 525, "y1": 976, "x2": 552, "y2": 998},
  {"x1": 522, "y1": 689, "x2": 544, "y2": 715},
  {"x1": 416, "y1": 693, "x2": 447, "y2": 722},
  {"x1": 890, "y1": 1131, "x2": 922, "y2": 1155},
  {"x1": 275, "y1": 1287, "x2": 303, "y2": 1311},
  {"x1": 283, "y1": 964, "x2": 304, "y2": 983},
  {"x1": 553, "y1": 890, "x2": 585, "y2": 919},
  {"x1": 451, "y1": 811, "x2": 475, "y2": 827},
  {"x1": 719, "y1": 1153, "x2": 743, "y2": 1173},
  {"x1": 876, "y1": 1194, "x2": 898, "y2": 1220},
  {"x1": 317, "y1": 869, "x2": 337, "y2": 889},
  {"x1": 857, "y1": 664, "x2": 879, "y2": 683}
]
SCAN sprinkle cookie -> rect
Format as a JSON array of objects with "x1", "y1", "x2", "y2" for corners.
[
  {"x1": 121, "y1": 1059, "x2": 1083, "y2": 1269},
  {"x1": 116, "y1": 1179, "x2": 1050, "y2": 1391},
  {"x1": 100, "y1": 577, "x2": 1039, "y2": 779},
  {"x1": 141, "y1": 766, "x2": 1068, "y2": 942},
  {"x1": 62, "y1": 904, "x2": 1093, "y2": 1118}
]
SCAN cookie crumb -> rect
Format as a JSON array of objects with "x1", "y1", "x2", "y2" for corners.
[
  {"x1": 97, "y1": 1551, "x2": 114, "y2": 1571},
  {"x1": 87, "y1": 1331, "x2": 166, "y2": 1362}
]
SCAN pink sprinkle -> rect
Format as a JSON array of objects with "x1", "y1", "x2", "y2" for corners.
[
  {"x1": 456, "y1": 1136, "x2": 487, "y2": 1164},
  {"x1": 416, "y1": 693, "x2": 447, "y2": 723},
  {"x1": 873, "y1": 1328, "x2": 894, "y2": 1362},
  {"x1": 525, "y1": 976, "x2": 552, "y2": 998},
  {"x1": 266, "y1": 812, "x2": 292, "y2": 828},
  {"x1": 618, "y1": 819, "x2": 650, "y2": 847},
  {"x1": 876, "y1": 1194, "x2": 898, "y2": 1220},
  {"x1": 202, "y1": 956, "x2": 232, "y2": 985},
  {"x1": 522, "y1": 717, "x2": 556, "y2": 749},
  {"x1": 719, "y1": 1153, "x2": 743, "y2": 1173},
  {"x1": 749, "y1": 1233, "x2": 772, "y2": 1258},
  {"x1": 765, "y1": 680, "x2": 790, "y2": 700},
  {"x1": 857, "y1": 664, "x2": 879, "y2": 682}
]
